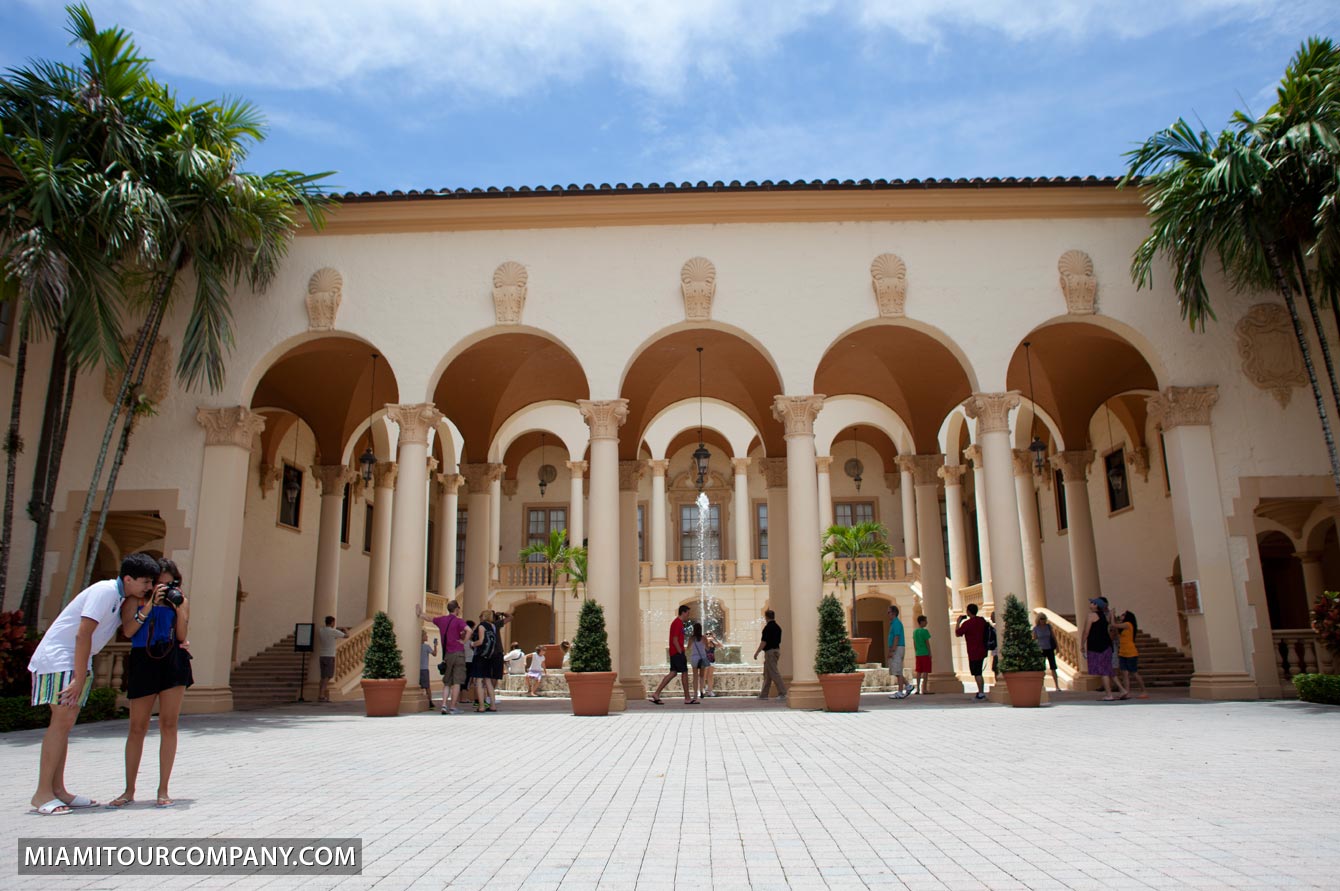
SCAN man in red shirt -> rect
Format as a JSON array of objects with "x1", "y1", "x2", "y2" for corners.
[
  {"x1": 955, "y1": 602, "x2": 989, "y2": 701},
  {"x1": 649, "y1": 604, "x2": 696, "y2": 705},
  {"x1": 420, "y1": 601, "x2": 468, "y2": 714}
]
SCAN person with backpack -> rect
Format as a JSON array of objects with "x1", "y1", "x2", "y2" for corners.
[
  {"x1": 955, "y1": 602, "x2": 990, "y2": 700},
  {"x1": 1081, "y1": 597, "x2": 1127, "y2": 702},
  {"x1": 469, "y1": 610, "x2": 499, "y2": 712}
]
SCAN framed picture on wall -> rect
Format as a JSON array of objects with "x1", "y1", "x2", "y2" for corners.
[{"x1": 1104, "y1": 448, "x2": 1131, "y2": 513}]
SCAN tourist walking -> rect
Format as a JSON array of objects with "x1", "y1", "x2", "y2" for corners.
[
  {"x1": 702, "y1": 630, "x2": 721, "y2": 697},
  {"x1": 955, "y1": 603, "x2": 989, "y2": 700},
  {"x1": 887, "y1": 604, "x2": 911, "y2": 699},
  {"x1": 1033, "y1": 613, "x2": 1062, "y2": 690},
  {"x1": 650, "y1": 604, "x2": 696, "y2": 705},
  {"x1": 912, "y1": 614, "x2": 931, "y2": 695},
  {"x1": 1081, "y1": 597, "x2": 1127, "y2": 701},
  {"x1": 26, "y1": 552, "x2": 159, "y2": 815},
  {"x1": 109, "y1": 558, "x2": 195, "y2": 809},
  {"x1": 1111, "y1": 610, "x2": 1148, "y2": 699},
  {"x1": 689, "y1": 623, "x2": 711, "y2": 700},
  {"x1": 317, "y1": 615, "x2": 347, "y2": 703},
  {"x1": 754, "y1": 609, "x2": 787, "y2": 700},
  {"x1": 525, "y1": 646, "x2": 545, "y2": 696},
  {"x1": 425, "y1": 600, "x2": 469, "y2": 714},
  {"x1": 420, "y1": 630, "x2": 437, "y2": 709},
  {"x1": 470, "y1": 611, "x2": 500, "y2": 712}
]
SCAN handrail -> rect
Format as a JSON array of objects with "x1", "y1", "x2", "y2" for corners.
[
  {"x1": 330, "y1": 617, "x2": 375, "y2": 697},
  {"x1": 1034, "y1": 607, "x2": 1081, "y2": 675}
]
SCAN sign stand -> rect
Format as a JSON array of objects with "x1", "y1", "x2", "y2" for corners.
[{"x1": 294, "y1": 623, "x2": 314, "y2": 702}]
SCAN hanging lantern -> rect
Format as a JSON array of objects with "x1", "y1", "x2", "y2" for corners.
[
  {"x1": 538, "y1": 433, "x2": 556, "y2": 496},
  {"x1": 844, "y1": 427, "x2": 864, "y2": 492},
  {"x1": 693, "y1": 346, "x2": 710, "y2": 491},
  {"x1": 359, "y1": 353, "x2": 379, "y2": 483},
  {"x1": 1023, "y1": 341, "x2": 1047, "y2": 474}
]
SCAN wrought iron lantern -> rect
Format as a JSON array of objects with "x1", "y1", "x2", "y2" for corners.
[
  {"x1": 1023, "y1": 341, "x2": 1047, "y2": 474},
  {"x1": 358, "y1": 353, "x2": 379, "y2": 483},
  {"x1": 844, "y1": 426, "x2": 864, "y2": 492},
  {"x1": 693, "y1": 346, "x2": 710, "y2": 491}
]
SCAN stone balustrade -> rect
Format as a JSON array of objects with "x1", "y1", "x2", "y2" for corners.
[{"x1": 1274, "y1": 628, "x2": 1336, "y2": 680}]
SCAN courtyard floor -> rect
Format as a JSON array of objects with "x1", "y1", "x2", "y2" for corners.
[{"x1": 1, "y1": 689, "x2": 1336, "y2": 890}]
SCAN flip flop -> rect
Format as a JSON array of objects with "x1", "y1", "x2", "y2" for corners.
[
  {"x1": 66, "y1": 794, "x2": 98, "y2": 809},
  {"x1": 648, "y1": 697, "x2": 663, "y2": 705},
  {"x1": 155, "y1": 798, "x2": 175, "y2": 809},
  {"x1": 686, "y1": 699, "x2": 700, "y2": 705},
  {"x1": 32, "y1": 798, "x2": 71, "y2": 816},
  {"x1": 105, "y1": 796, "x2": 134, "y2": 809}
]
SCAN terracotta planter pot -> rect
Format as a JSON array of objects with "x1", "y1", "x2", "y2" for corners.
[
  {"x1": 850, "y1": 637, "x2": 872, "y2": 664},
  {"x1": 361, "y1": 678, "x2": 406, "y2": 717},
  {"x1": 565, "y1": 671, "x2": 617, "y2": 716},
  {"x1": 817, "y1": 672, "x2": 864, "y2": 712},
  {"x1": 542, "y1": 644, "x2": 566, "y2": 669},
  {"x1": 1001, "y1": 670, "x2": 1045, "y2": 708}
]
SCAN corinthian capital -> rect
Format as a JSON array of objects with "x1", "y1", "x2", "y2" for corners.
[
  {"x1": 311, "y1": 464, "x2": 354, "y2": 493},
  {"x1": 759, "y1": 457, "x2": 788, "y2": 489},
  {"x1": 565, "y1": 460, "x2": 588, "y2": 477},
  {"x1": 1051, "y1": 450, "x2": 1096, "y2": 483},
  {"x1": 196, "y1": 406, "x2": 265, "y2": 450},
  {"x1": 963, "y1": 444, "x2": 983, "y2": 467},
  {"x1": 385, "y1": 403, "x2": 443, "y2": 446},
  {"x1": 649, "y1": 459, "x2": 670, "y2": 478},
  {"x1": 772, "y1": 395, "x2": 825, "y2": 437},
  {"x1": 937, "y1": 464, "x2": 968, "y2": 486},
  {"x1": 619, "y1": 460, "x2": 646, "y2": 491},
  {"x1": 1147, "y1": 386, "x2": 1218, "y2": 431},
  {"x1": 436, "y1": 472, "x2": 463, "y2": 495},
  {"x1": 1011, "y1": 449, "x2": 1039, "y2": 478},
  {"x1": 372, "y1": 461, "x2": 398, "y2": 489},
  {"x1": 461, "y1": 463, "x2": 505, "y2": 494},
  {"x1": 732, "y1": 457, "x2": 752, "y2": 476},
  {"x1": 963, "y1": 392, "x2": 1021, "y2": 435},
  {"x1": 815, "y1": 456, "x2": 833, "y2": 473},
  {"x1": 579, "y1": 399, "x2": 629, "y2": 441},
  {"x1": 909, "y1": 454, "x2": 946, "y2": 487}
]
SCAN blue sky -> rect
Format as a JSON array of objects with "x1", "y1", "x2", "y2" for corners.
[{"x1": 3, "y1": 1, "x2": 1338, "y2": 194}]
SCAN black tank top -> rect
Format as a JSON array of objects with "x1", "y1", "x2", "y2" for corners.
[{"x1": 1087, "y1": 614, "x2": 1111, "y2": 652}]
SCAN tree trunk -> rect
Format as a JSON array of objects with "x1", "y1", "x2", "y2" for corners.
[
  {"x1": 1293, "y1": 244, "x2": 1340, "y2": 421},
  {"x1": 549, "y1": 577, "x2": 557, "y2": 644},
  {"x1": 19, "y1": 333, "x2": 69, "y2": 626},
  {"x1": 19, "y1": 354, "x2": 77, "y2": 625},
  {"x1": 0, "y1": 331, "x2": 28, "y2": 606}
]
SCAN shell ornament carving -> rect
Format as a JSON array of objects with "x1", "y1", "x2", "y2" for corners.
[
  {"x1": 680, "y1": 257, "x2": 716, "y2": 321},
  {"x1": 305, "y1": 268, "x2": 343, "y2": 331},
  {"x1": 870, "y1": 253, "x2": 907, "y2": 317},
  {"x1": 1058, "y1": 250, "x2": 1097, "y2": 314},
  {"x1": 103, "y1": 337, "x2": 172, "y2": 407},
  {"x1": 492, "y1": 261, "x2": 528, "y2": 325},
  {"x1": 1235, "y1": 303, "x2": 1305, "y2": 407}
]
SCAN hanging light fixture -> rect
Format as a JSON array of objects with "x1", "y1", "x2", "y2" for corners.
[
  {"x1": 844, "y1": 426, "x2": 864, "y2": 492},
  {"x1": 284, "y1": 421, "x2": 302, "y2": 504},
  {"x1": 358, "y1": 353, "x2": 379, "y2": 484},
  {"x1": 1104, "y1": 400, "x2": 1125, "y2": 494},
  {"x1": 1023, "y1": 341, "x2": 1047, "y2": 474},
  {"x1": 692, "y1": 346, "x2": 710, "y2": 491},
  {"x1": 538, "y1": 432, "x2": 557, "y2": 496}
]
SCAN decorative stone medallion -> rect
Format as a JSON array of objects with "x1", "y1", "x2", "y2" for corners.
[
  {"x1": 870, "y1": 253, "x2": 907, "y2": 318},
  {"x1": 1235, "y1": 303, "x2": 1305, "y2": 407},
  {"x1": 492, "y1": 261, "x2": 528, "y2": 325},
  {"x1": 305, "y1": 268, "x2": 343, "y2": 331},
  {"x1": 1058, "y1": 250, "x2": 1096, "y2": 315},
  {"x1": 103, "y1": 337, "x2": 172, "y2": 407},
  {"x1": 681, "y1": 257, "x2": 716, "y2": 321}
]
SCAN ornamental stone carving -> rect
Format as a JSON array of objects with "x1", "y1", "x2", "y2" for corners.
[
  {"x1": 460, "y1": 463, "x2": 505, "y2": 494},
  {"x1": 305, "y1": 268, "x2": 343, "y2": 331},
  {"x1": 1126, "y1": 446, "x2": 1151, "y2": 482},
  {"x1": 501, "y1": 479, "x2": 518, "y2": 497},
  {"x1": 196, "y1": 406, "x2": 265, "y2": 450},
  {"x1": 772, "y1": 395, "x2": 825, "y2": 436},
  {"x1": 1058, "y1": 250, "x2": 1097, "y2": 314},
  {"x1": 895, "y1": 455, "x2": 916, "y2": 475},
  {"x1": 680, "y1": 257, "x2": 716, "y2": 321},
  {"x1": 909, "y1": 454, "x2": 947, "y2": 487},
  {"x1": 937, "y1": 464, "x2": 968, "y2": 486},
  {"x1": 311, "y1": 464, "x2": 354, "y2": 493},
  {"x1": 962, "y1": 392, "x2": 1021, "y2": 435},
  {"x1": 579, "y1": 399, "x2": 629, "y2": 440},
  {"x1": 385, "y1": 403, "x2": 443, "y2": 445},
  {"x1": 870, "y1": 253, "x2": 907, "y2": 318},
  {"x1": 436, "y1": 472, "x2": 463, "y2": 496},
  {"x1": 1051, "y1": 450, "x2": 1096, "y2": 483},
  {"x1": 815, "y1": 456, "x2": 833, "y2": 474},
  {"x1": 759, "y1": 457, "x2": 788, "y2": 489},
  {"x1": 492, "y1": 261, "x2": 528, "y2": 325},
  {"x1": 885, "y1": 472, "x2": 900, "y2": 492},
  {"x1": 258, "y1": 463, "x2": 281, "y2": 498},
  {"x1": 372, "y1": 461, "x2": 398, "y2": 490},
  {"x1": 565, "y1": 460, "x2": 588, "y2": 477},
  {"x1": 731, "y1": 457, "x2": 752, "y2": 475},
  {"x1": 426, "y1": 456, "x2": 440, "y2": 474},
  {"x1": 1147, "y1": 386, "x2": 1219, "y2": 430},
  {"x1": 963, "y1": 445, "x2": 984, "y2": 468},
  {"x1": 1011, "y1": 449, "x2": 1036, "y2": 478},
  {"x1": 1235, "y1": 303, "x2": 1306, "y2": 407},
  {"x1": 619, "y1": 460, "x2": 646, "y2": 491},
  {"x1": 649, "y1": 459, "x2": 670, "y2": 477},
  {"x1": 104, "y1": 337, "x2": 173, "y2": 407}
]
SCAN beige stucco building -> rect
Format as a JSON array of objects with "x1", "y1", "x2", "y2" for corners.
[{"x1": 2, "y1": 177, "x2": 1335, "y2": 711}]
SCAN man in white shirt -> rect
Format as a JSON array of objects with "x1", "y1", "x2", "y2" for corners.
[
  {"x1": 27, "y1": 552, "x2": 160, "y2": 815},
  {"x1": 317, "y1": 616, "x2": 347, "y2": 702}
]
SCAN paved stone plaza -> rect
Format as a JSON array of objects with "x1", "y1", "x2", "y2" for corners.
[{"x1": 2, "y1": 691, "x2": 1336, "y2": 890}]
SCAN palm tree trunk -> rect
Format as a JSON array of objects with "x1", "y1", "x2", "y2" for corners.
[
  {"x1": 20, "y1": 354, "x2": 77, "y2": 624},
  {"x1": 549, "y1": 576, "x2": 557, "y2": 644},
  {"x1": 1265, "y1": 241, "x2": 1340, "y2": 491},
  {"x1": 1292, "y1": 244, "x2": 1340, "y2": 421},
  {"x1": 0, "y1": 331, "x2": 28, "y2": 605},
  {"x1": 19, "y1": 333, "x2": 69, "y2": 626}
]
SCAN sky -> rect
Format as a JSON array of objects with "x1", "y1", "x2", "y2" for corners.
[{"x1": 2, "y1": 0, "x2": 1338, "y2": 194}]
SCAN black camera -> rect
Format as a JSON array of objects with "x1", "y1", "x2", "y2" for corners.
[{"x1": 160, "y1": 584, "x2": 184, "y2": 607}]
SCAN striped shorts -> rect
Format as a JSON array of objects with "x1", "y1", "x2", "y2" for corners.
[{"x1": 31, "y1": 670, "x2": 93, "y2": 708}]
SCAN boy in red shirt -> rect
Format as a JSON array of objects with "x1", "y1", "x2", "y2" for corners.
[
  {"x1": 649, "y1": 605, "x2": 696, "y2": 705},
  {"x1": 955, "y1": 602, "x2": 989, "y2": 700}
]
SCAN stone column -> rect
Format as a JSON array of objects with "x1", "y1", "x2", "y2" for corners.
[
  {"x1": 898, "y1": 458, "x2": 918, "y2": 558},
  {"x1": 1053, "y1": 451, "x2": 1101, "y2": 612},
  {"x1": 434, "y1": 473, "x2": 462, "y2": 598},
  {"x1": 911, "y1": 455, "x2": 960, "y2": 693},
  {"x1": 816, "y1": 456, "x2": 834, "y2": 537},
  {"x1": 1012, "y1": 449, "x2": 1047, "y2": 613},
  {"x1": 1148, "y1": 386, "x2": 1257, "y2": 699},
  {"x1": 963, "y1": 393, "x2": 1027, "y2": 606},
  {"x1": 310, "y1": 464, "x2": 355, "y2": 639},
  {"x1": 188, "y1": 407, "x2": 265, "y2": 713},
  {"x1": 385, "y1": 403, "x2": 442, "y2": 709},
  {"x1": 618, "y1": 459, "x2": 646, "y2": 702},
  {"x1": 566, "y1": 460, "x2": 587, "y2": 547},
  {"x1": 760, "y1": 457, "x2": 792, "y2": 679},
  {"x1": 964, "y1": 445, "x2": 993, "y2": 603},
  {"x1": 649, "y1": 459, "x2": 669, "y2": 582},
  {"x1": 773, "y1": 395, "x2": 826, "y2": 708},
  {"x1": 938, "y1": 464, "x2": 970, "y2": 612},
  {"x1": 1297, "y1": 551, "x2": 1326, "y2": 603},
  {"x1": 366, "y1": 462, "x2": 397, "y2": 618},
  {"x1": 732, "y1": 457, "x2": 753, "y2": 580},
  {"x1": 489, "y1": 476, "x2": 502, "y2": 581},
  {"x1": 460, "y1": 463, "x2": 504, "y2": 623},
  {"x1": 579, "y1": 399, "x2": 630, "y2": 712}
]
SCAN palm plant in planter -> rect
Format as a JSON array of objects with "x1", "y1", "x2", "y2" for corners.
[
  {"x1": 519, "y1": 529, "x2": 581, "y2": 662},
  {"x1": 566, "y1": 598, "x2": 616, "y2": 716},
  {"x1": 815, "y1": 593, "x2": 862, "y2": 712},
  {"x1": 361, "y1": 611, "x2": 406, "y2": 716},
  {"x1": 821, "y1": 522, "x2": 890, "y2": 664},
  {"x1": 997, "y1": 595, "x2": 1047, "y2": 708}
]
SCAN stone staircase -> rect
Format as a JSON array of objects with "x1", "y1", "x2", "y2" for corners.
[
  {"x1": 229, "y1": 634, "x2": 307, "y2": 709},
  {"x1": 1131, "y1": 630, "x2": 1194, "y2": 687}
]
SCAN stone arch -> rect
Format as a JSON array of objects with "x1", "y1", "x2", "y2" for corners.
[
  {"x1": 1010, "y1": 397, "x2": 1066, "y2": 452},
  {"x1": 240, "y1": 331, "x2": 401, "y2": 410},
  {"x1": 509, "y1": 599, "x2": 554, "y2": 654},
  {"x1": 490, "y1": 401, "x2": 591, "y2": 463},
  {"x1": 852, "y1": 591, "x2": 897, "y2": 664},
  {"x1": 814, "y1": 395, "x2": 914, "y2": 457},
  {"x1": 1258, "y1": 530, "x2": 1310, "y2": 630},
  {"x1": 618, "y1": 321, "x2": 784, "y2": 400},
  {"x1": 1304, "y1": 512, "x2": 1338, "y2": 553},
  {"x1": 642, "y1": 398, "x2": 761, "y2": 459}
]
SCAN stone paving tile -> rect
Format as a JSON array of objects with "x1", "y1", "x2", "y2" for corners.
[{"x1": 0, "y1": 692, "x2": 1336, "y2": 890}]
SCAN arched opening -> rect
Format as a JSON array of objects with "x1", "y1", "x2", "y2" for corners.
[
  {"x1": 510, "y1": 600, "x2": 554, "y2": 654},
  {"x1": 852, "y1": 593, "x2": 896, "y2": 664},
  {"x1": 1259, "y1": 532, "x2": 1311, "y2": 630},
  {"x1": 679, "y1": 596, "x2": 729, "y2": 639}
]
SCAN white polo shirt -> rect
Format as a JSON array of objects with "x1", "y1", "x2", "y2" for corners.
[{"x1": 28, "y1": 579, "x2": 125, "y2": 675}]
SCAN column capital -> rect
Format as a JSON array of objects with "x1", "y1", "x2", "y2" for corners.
[
  {"x1": 436, "y1": 472, "x2": 463, "y2": 495},
  {"x1": 1011, "y1": 449, "x2": 1038, "y2": 478},
  {"x1": 649, "y1": 459, "x2": 670, "y2": 477},
  {"x1": 963, "y1": 391, "x2": 1021, "y2": 435},
  {"x1": 937, "y1": 464, "x2": 968, "y2": 486},
  {"x1": 565, "y1": 460, "x2": 589, "y2": 477},
  {"x1": 895, "y1": 454, "x2": 917, "y2": 475},
  {"x1": 460, "y1": 462, "x2": 505, "y2": 494},
  {"x1": 771, "y1": 395, "x2": 825, "y2": 436},
  {"x1": 758, "y1": 457, "x2": 788, "y2": 489},
  {"x1": 619, "y1": 460, "x2": 646, "y2": 491},
  {"x1": 732, "y1": 457, "x2": 752, "y2": 475},
  {"x1": 1148, "y1": 386, "x2": 1219, "y2": 430},
  {"x1": 426, "y1": 455, "x2": 440, "y2": 474},
  {"x1": 963, "y1": 444, "x2": 984, "y2": 468},
  {"x1": 501, "y1": 479, "x2": 519, "y2": 497},
  {"x1": 196, "y1": 406, "x2": 265, "y2": 449},
  {"x1": 310, "y1": 464, "x2": 354, "y2": 493},
  {"x1": 385, "y1": 403, "x2": 443, "y2": 445},
  {"x1": 578, "y1": 399, "x2": 629, "y2": 441},
  {"x1": 1051, "y1": 450, "x2": 1096, "y2": 482},
  {"x1": 909, "y1": 454, "x2": 946, "y2": 487},
  {"x1": 885, "y1": 472, "x2": 900, "y2": 492},
  {"x1": 1295, "y1": 550, "x2": 1323, "y2": 565},
  {"x1": 258, "y1": 463, "x2": 281, "y2": 498},
  {"x1": 372, "y1": 461, "x2": 398, "y2": 489},
  {"x1": 814, "y1": 456, "x2": 832, "y2": 473}
]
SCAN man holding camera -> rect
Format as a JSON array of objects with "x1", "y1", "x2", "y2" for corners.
[{"x1": 317, "y1": 616, "x2": 348, "y2": 703}]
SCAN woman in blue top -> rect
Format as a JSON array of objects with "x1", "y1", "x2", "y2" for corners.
[{"x1": 108, "y1": 559, "x2": 193, "y2": 809}]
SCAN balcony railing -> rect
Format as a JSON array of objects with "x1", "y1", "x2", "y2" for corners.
[
  {"x1": 497, "y1": 556, "x2": 909, "y2": 588},
  {"x1": 496, "y1": 563, "x2": 561, "y2": 588},
  {"x1": 1274, "y1": 628, "x2": 1336, "y2": 680}
]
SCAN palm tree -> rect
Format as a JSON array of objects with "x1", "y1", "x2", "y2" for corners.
[
  {"x1": 820, "y1": 521, "x2": 891, "y2": 636},
  {"x1": 518, "y1": 528, "x2": 581, "y2": 644},
  {"x1": 566, "y1": 546, "x2": 589, "y2": 600},
  {"x1": 1123, "y1": 37, "x2": 1340, "y2": 492}
]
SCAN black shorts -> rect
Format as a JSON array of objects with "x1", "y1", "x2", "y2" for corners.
[
  {"x1": 1042, "y1": 649, "x2": 1058, "y2": 671},
  {"x1": 968, "y1": 657, "x2": 985, "y2": 677},
  {"x1": 669, "y1": 653, "x2": 688, "y2": 674},
  {"x1": 127, "y1": 646, "x2": 193, "y2": 700},
  {"x1": 490, "y1": 653, "x2": 505, "y2": 681},
  {"x1": 468, "y1": 659, "x2": 490, "y2": 680}
]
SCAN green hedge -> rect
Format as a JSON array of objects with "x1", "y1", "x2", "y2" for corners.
[
  {"x1": 0, "y1": 687, "x2": 126, "y2": 732},
  {"x1": 1293, "y1": 673, "x2": 1340, "y2": 705}
]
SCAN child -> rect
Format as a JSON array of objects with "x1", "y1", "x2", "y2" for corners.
[
  {"x1": 525, "y1": 646, "x2": 545, "y2": 696},
  {"x1": 1111, "y1": 610, "x2": 1148, "y2": 699},
  {"x1": 420, "y1": 630, "x2": 437, "y2": 709},
  {"x1": 912, "y1": 614, "x2": 931, "y2": 694},
  {"x1": 689, "y1": 622, "x2": 710, "y2": 701}
]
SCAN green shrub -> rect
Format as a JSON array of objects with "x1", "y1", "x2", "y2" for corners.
[
  {"x1": 997, "y1": 594, "x2": 1045, "y2": 673},
  {"x1": 78, "y1": 687, "x2": 123, "y2": 723},
  {"x1": 569, "y1": 599, "x2": 611, "y2": 672},
  {"x1": 814, "y1": 593, "x2": 857, "y2": 675},
  {"x1": 362, "y1": 612, "x2": 404, "y2": 679},
  {"x1": 1293, "y1": 673, "x2": 1340, "y2": 705},
  {"x1": 0, "y1": 687, "x2": 126, "y2": 732}
]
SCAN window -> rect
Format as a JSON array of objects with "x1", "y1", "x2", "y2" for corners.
[
  {"x1": 340, "y1": 484, "x2": 351, "y2": 545},
  {"x1": 679, "y1": 503, "x2": 721, "y2": 561},
  {"x1": 637, "y1": 504, "x2": 645, "y2": 562},
  {"x1": 278, "y1": 464, "x2": 303, "y2": 529},
  {"x1": 1104, "y1": 447, "x2": 1132, "y2": 513},
  {"x1": 526, "y1": 507, "x2": 567, "y2": 560},
  {"x1": 756, "y1": 502, "x2": 768, "y2": 560},
  {"x1": 363, "y1": 504, "x2": 374, "y2": 553},
  {"x1": 833, "y1": 501, "x2": 875, "y2": 526},
  {"x1": 1054, "y1": 468, "x2": 1068, "y2": 532},
  {"x1": 455, "y1": 508, "x2": 467, "y2": 587}
]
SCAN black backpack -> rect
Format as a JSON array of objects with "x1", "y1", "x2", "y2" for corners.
[
  {"x1": 476, "y1": 622, "x2": 497, "y2": 661},
  {"x1": 983, "y1": 621, "x2": 998, "y2": 652}
]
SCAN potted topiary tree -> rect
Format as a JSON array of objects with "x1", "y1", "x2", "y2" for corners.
[
  {"x1": 361, "y1": 611, "x2": 406, "y2": 716},
  {"x1": 997, "y1": 594, "x2": 1046, "y2": 708},
  {"x1": 565, "y1": 598, "x2": 617, "y2": 716},
  {"x1": 815, "y1": 593, "x2": 862, "y2": 711}
]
